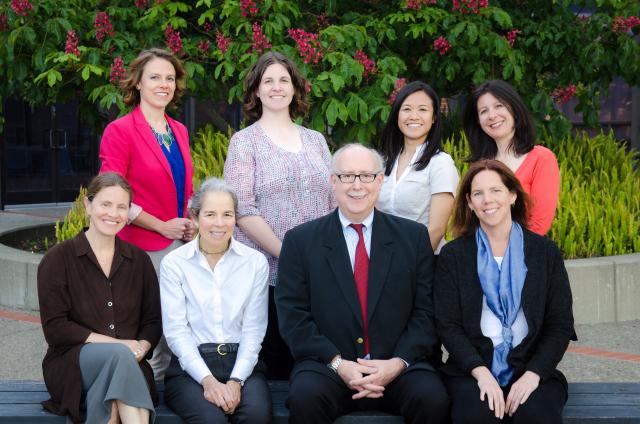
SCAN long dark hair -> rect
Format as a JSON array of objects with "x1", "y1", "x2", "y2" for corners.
[
  {"x1": 452, "y1": 159, "x2": 530, "y2": 237},
  {"x1": 463, "y1": 80, "x2": 535, "y2": 162},
  {"x1": 380, "y1": 81, "x2": 443, "y2": 176}
]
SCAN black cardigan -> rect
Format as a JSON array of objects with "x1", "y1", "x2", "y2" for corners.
[{"x1": 434, "y1": 228, "x2": 577, "y2": 387}]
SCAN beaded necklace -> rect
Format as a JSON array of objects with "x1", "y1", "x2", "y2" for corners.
[{"x1": 150, "y1": 122, "x2": 173, "y2": 149}]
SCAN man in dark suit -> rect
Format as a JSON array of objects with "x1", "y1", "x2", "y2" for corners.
[{"x1": 275, "y1": 144, "x2": 449, "y2": 424}]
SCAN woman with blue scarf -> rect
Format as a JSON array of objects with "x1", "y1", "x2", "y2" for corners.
[{"x1": 434, "y1": 160, "x2": 575, "y2": 423}]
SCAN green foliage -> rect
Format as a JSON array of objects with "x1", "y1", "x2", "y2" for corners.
[
  {"x1": 191, "y1": 124, "x2": 230, "y2": 187},
  {"x1": 545, "y1": 132, "x2": 640, "y2": 259},
  {"x1": 443, "y1": 132, "x2": 640, "y2": 259},
  {"x1": 55, "y1": 187, "x2": 89, "y2": 243},
  {"x1": 1, "y1": 0, "x2": 639, "y2": 141}
]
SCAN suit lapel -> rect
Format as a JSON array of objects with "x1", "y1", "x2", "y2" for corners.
[
  {"x1": 367, "y1": 210, "x2": 393, "y2": 321},
  {"x1": 324, "y1": 211, "x2": 365, "y2": 327},
  {"x1": 133, "y1": 106, "x2": 174, "y2": 182}
]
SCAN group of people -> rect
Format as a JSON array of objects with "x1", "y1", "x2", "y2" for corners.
[{"x1": 37, "y1": 47, "x2": 575, "y2": 424}]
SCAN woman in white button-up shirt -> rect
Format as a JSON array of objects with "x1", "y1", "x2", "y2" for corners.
[
  {"x1": 160, "y1": 178, "x2": 271, "y2": 423},
  {"x1": 378, "y1": 81, "x2": 459, "y2": 253}
]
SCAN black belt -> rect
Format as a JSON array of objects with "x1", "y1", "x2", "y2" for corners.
[{"x1": 198, "y1": 343, "x2": 239, "y2": 356}]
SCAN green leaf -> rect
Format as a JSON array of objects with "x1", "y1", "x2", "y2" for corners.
[
  {"x1": 491, "y1": 9, "x2": 512, "y2": 29},
  {"x1": 329, "y1": 73, "x2": 345, "y2": 92}
]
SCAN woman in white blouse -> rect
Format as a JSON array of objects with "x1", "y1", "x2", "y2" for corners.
[
  {"x1": 377, "y1": 81, "x2": 459, "y2": 253},
  {"x1": 160, "y1": 178, "x2": 271, "y2": 423}
]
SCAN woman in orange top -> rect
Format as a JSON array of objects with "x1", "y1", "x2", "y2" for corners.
[{"x1": 463, "y1": 80, "x2": 559, "y2": 235}]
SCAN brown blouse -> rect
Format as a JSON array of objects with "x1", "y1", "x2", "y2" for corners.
[{"x1": 37, "y1": 232, "x2": 162, "y2": 423}]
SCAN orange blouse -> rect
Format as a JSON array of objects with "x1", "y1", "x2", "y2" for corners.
[{"x1": 515, "y1": 145, "x2": 560, "y2": 235}]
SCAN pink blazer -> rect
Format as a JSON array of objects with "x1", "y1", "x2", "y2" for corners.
[{"x1": 99, "y1": 106, "x2": 193, "y2": 251}]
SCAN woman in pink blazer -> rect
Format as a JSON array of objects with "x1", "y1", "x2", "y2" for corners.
[{"x1": 99, "y1": 48, "x2": 194, "y2": 379}]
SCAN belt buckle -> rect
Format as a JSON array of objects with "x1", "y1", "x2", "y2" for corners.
[{"x1": 216, "y1": 343, "x2": 227, "y2": 356}]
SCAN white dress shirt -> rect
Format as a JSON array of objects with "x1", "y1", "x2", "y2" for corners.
[
  {"x1": 338, "y1": 209, "x2": 374, "y2": 269},
  {"x1": 159, "y1": 236, "x2": 269, "y2": 384},
  {"x1": 377, "y1": 144, "x2": 459, "y2": 253},
  {"x1": 480, "y1": 256, "x2": 529, "y2": 348}
]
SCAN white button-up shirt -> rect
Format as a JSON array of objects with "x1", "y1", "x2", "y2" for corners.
[
  {"x1": 160, "y1": 236, "x2": 269, "y2": 384},
  {"x1": 338, "y1": 209, "x2": 374, "y2": 270}
]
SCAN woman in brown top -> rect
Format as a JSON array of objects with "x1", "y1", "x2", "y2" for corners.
[{"x1": 38, "y1": 172, "x2": 162, "y2": 423}]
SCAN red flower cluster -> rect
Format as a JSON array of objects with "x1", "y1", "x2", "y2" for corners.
[
  {"x1": 252, "y1": 23, "x2": 271, "y2": 54},
  {"x1": 109, "y1": 56, "x2": 126, "y2": 85},
  {"x1": 505, "y1": 29, "x2": 520, "y2": 47},
  {"x1": 240, "y1": 0, "x2": 259, "y2": 18},
  {"x1": 406, "y1": 0, "x2": 437, "y2": 10},
  {"x1": 388, "y1": 78, "x2": 407, "y2": 105},
  {"x1": 165, "y1": 25, "x2": 183, "y2": 55},
  {"x1": 317, "y1": 13, "x2": 330, "y2": 29},
  {"x1": 65, "y1": 30, "x2": 80, "y2": 57},
  {"x1": 216, "y1": 30, "x2": 231, "y2": 53},
  {"x1": 612, "y1": 16, "x2": 640, "y2": 34},
  {"x1": 551, "y1": 84, "x2": 576, "y2": 104},
  {"x1": 289, "y1": 28, "x2": 323, "y2": 64},
  {"x1": 95, "y1": 12, "x2": 114, "y2": 43},
  {"x1": 134, "y1": 0, "x2": 148, "y2": 9},
  {"x1": 452, "y1": 0, "x2": 488, "y2": 14},
  {"x1": 198, "y1": 40, "x2": 210, "y2": 55},
  {"x1": 305, "y1": 81, "x2": 312, "y2": 94},
  {"x1": 202, "y1": 22, "x2": 212, "y2": 33},
  {"x1": 354, "y1": 50, "x2": 376, "y2": 78},
  {"x1": 0, "y1": 13, "x2": 8, "y2": 32},
  {"x1": 433, "y1": 36, "x2": 452, "y2": 55},
  {"x1": 10, "y1": 0, "x2": 32, "y2": 17}
]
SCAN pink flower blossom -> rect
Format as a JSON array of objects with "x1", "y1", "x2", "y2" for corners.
[
  {"x1": 388, "y1": 78, "x2": 407, "y2": 105},
  {"x1": 252, "y1": 23, "x2": 271, "y2": 54},
  {"x1": 406, "y1": 0, "x2": 437, "y2": 10},
  {"x1": 65, "y1": 30, "x2": 81, "y2": 57},
  {"x1": 165, "y1": 25, "x2": 183, "y2": 55},
  {"x1": 0, "y1": 13, "x2": 8, "y2": 32},
  {"x1": 216, "y1": 30, "x2": 231, "y2": 54},
  {"x1": 551, "y1": 84, "x2": 576, "y2": 104},
  {"x1": 354, "y1": 50, "x2": 377, "y2": 78},
  {"x1": 288, "y1": 28, "x2": 323, "y2": 64},
  {"x1": 433, "y1": 36, "x2": 452, "y2": 55},
  {"x1": 612, "y1": 16, "x2": 640, "y2": 34},
  {"x1": 452, "y1": 0, "x2": 488, "y2": 14},
  {"x1": 134, "y1": 0, "x2": 148, "y2": 9},
  {"x1": 240, "y1": 0, "x2": 259, "y2": 18},
  {"x1": 10, "y1": 0, "x2": 32, "y2": 17},
  {"x1": 317, "y1": 13, "x2": 330, "y2": 29},
  {"x1": 110, "y1": 56, "x2": 126, "y2": 85},
  {"x1": 202, "y1": 22, "x2": 213, "y2": 33},
  {"x1": 95, "y1": 12, "x2": 115, "y2": 43},
  {"x1": 505, "y1": 29, "x2": 521, "y2": 47},
  {"x1": 198, "y1": 39, "x2": 210, "y2": 55}
]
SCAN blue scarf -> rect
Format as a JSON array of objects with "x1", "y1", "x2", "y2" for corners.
[{"x1": 476, "y1": 222, "x2": 527, "y2": 386}]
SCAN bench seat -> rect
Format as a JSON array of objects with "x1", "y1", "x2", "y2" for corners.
[{"x1": 0, "y1": 381, "x2": 638, "y2": 423}]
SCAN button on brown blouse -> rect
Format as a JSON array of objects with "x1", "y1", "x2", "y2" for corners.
[{"x1": 37, "y1": 232, "x2": 162, "y2": 423}]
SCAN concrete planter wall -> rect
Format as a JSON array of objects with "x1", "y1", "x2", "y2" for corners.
[{"x1": 1, "y1": 223, "x2": 639, "y2": 324}]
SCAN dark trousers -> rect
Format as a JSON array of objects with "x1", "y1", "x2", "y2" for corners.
[
  {"x1": 260, "y1": 286, "x2": 294, "y2": 379},
  {"x1": 164, "y1": 352, "x2": 272, "y2": 424},
  {"x1": 445, "y1": 375, "x2": 566, "y2": 423},
  {"x1": 287, "y1": 368, "x2": 450, "y2": 424}
]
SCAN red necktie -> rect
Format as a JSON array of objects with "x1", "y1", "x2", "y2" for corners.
[{"x1": 350, "y1": 223, "x2": 369, "y2": 355}]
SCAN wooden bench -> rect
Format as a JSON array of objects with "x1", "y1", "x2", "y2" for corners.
[{"x1": 0, "y1": 380, "x2": 638, "y2": 423}]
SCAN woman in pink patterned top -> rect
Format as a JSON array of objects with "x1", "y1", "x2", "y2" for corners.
[{"x1": 224, "y1": 51, "x2": 334, "y2": 379}]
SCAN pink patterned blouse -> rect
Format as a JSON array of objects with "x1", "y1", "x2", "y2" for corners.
[{"x1": 224, "y1": 122, "x2": 335, "y2": 285}]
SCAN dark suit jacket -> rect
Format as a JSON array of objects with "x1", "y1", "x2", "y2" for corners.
[
  {"x1": 275, "y1": 208, "x2": 438, "y2": 382},
  {"x1": 434, "y1": 228, "x2": 576, "y2": 388}
]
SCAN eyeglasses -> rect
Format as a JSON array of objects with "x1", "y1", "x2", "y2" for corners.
[{"x1": 334, "y1": 173, "x2": 380, "y2": 183}]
